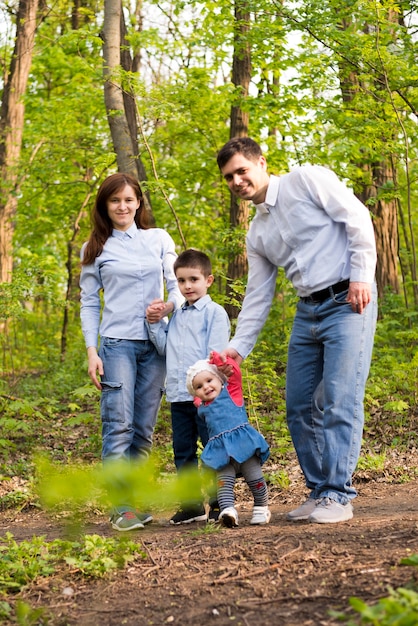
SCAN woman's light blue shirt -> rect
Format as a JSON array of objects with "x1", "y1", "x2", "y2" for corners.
[{"x1": 80, "y1": 224, "x2": 183, "y2": 349}]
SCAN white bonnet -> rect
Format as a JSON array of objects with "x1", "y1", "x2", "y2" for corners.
[{"x1": 186, "y1": 359, "x2": 226, "y2": 396}]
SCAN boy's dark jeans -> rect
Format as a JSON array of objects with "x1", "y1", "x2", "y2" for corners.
[{"x1": 170, "y1": 401, "x2": 217, "y2": 507}]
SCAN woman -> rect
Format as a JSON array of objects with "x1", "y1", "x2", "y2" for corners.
[{"x1": 80, "y1": 173, "x2": 182, "y2": 531}]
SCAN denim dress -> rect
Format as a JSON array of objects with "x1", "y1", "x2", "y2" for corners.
[{"x1": 199, "y1": 385, "x2": 269, "y2": 471}]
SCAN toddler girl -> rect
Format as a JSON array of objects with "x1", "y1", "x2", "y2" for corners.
[{"x1": 186, "y1": 352, "x2": 271, "y2": 527}]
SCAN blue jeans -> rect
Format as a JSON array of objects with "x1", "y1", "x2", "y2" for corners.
[
  {"x1": 170, "y1": 401, "x2": 217, "y2": 507},
  {"x1": 170, "y1": 401, "x2": 209, "y2": 470},
  {"x1": 286, "y1": 285, "x2": 377, "y2": 504},
  {"x1": 99, "y1": 338, "x2": 166, "y2": 461}
]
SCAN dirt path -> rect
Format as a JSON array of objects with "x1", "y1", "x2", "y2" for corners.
[{"x1": 2, "y1": 479, "x2": 418, "y2": 625}]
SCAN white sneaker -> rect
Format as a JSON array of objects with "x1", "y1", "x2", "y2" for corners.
[
  {"x1": 286, "y1": 498, "x2": 319, "y2": 521},
  {"x1": 219, "y1": 506, "x2": 239, "y2": 527},
  {"x1": 250, "y1": 506, "x2": 271, "y2": 525},
  {"x1": 308, "y1": 497, "x2": 353, "y2": 524}
]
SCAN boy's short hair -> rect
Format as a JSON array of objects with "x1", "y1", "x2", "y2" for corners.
[
  {"x1": 217, "y1": 137, "x2": 262, "y2": 170},
  {"x1": 174, "y1": 249, "x2": 212, "y2": 277}
]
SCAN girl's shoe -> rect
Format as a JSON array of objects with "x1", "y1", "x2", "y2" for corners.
[
  {"x1": 219, "y1": 506, "x2": 239, "y2": 527},
  {"x1": 250, "y1": 506, "x2": 271, "y2": 525}
]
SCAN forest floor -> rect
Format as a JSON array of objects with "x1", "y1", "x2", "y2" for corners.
[{"x1": 1, "y1": 454, "x2": 418, "y2": 626}]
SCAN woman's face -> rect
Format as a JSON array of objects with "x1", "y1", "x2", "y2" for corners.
[{"x1": 106, "y1": 184, "x2": 140, "y2": 231}]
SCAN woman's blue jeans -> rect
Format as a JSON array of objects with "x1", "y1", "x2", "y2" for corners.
[
  {"x1": 286, "y1": 285, "x2": 377, "y2": 504},
  {"x1": 99, "y1": 338, "x2": 166, "y2": 462}
]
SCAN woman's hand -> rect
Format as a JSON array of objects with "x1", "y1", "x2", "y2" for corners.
[
  {"x1": 87, "y1": 346, "x2": 104, "y2": 390},
  {"x1": 146, "y1": 298, "x2": 174, "y2": 323}
]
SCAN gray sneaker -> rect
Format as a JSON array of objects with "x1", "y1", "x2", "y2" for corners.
[
  {"x1": 286, "y1": 498, "x2": 319, "y2": 521},
  {"x1": 308, "y1": 497, "x2": 353, "y2": 524}
]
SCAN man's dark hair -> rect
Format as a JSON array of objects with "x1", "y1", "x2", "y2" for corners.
[
  {"x1": 174, "y1": 249, "x2": 212, "y2": 277},
  {"x1": 217, "y1": 137, "x2": 262, "y2": 169}
]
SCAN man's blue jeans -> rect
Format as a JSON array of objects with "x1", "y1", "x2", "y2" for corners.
[
  {"x1": 286, "y1": 285, "x2": 377, "y2": 504},
  {"x1": 99, "y1": 338, "x2": 166, "y2": 461}
]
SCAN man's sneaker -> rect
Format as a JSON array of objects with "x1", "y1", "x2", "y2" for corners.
[
  {"x1": 219, "y1": 506, "x2": 239, "y2": 527},
  {"x1": 169, "y1": 505, "x2": 207, "y2": 525},
  {"x1": 207, "y1": 504, "x2": 220, "y2": 524},
  {"x1": 308, "y1": 497, "x2": 353, "y2": 524},
  {"x1": 136, "y1": 511, "x2": 153, "y2": 525},
  {"x1": 109, "y1": 508, "x2": 145, "y2": 532},
  {"x1": 250, "y1": 506, "x2": 271, "y2": 525},
  {"x1": 286, "y1": 498, "x2": 319, "y2": 521}
]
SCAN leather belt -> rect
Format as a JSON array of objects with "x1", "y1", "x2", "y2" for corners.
[{"x1": 300, "y1": 279, "x2": 350, "y2": 304}]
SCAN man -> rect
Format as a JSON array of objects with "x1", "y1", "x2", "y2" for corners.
[{"x1": 217, "y1": 137, "x2": 377, "y2": 524}]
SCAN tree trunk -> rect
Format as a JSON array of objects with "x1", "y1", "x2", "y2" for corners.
[
  {"x1": 0, "y1": 0, "x2": 40, "y2": 284},
  {"x1": 226, "y1": 0, "x2": 252, "y2": 320},
  {"x1": 337, "y1": 14, "x2": 399, "y2": 300},
  {"x1": 357, "y1": 164, "x2": 399, "y2": 298},
  {"x1": 102, "y1": 0, "x2": 138, "y2": 176},
  {"x1": 102, "y1": 0, "x2": 154, "y2": 220}
]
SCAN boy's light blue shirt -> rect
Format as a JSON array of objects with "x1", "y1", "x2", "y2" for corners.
[{"x1": 147, "y1": 294, "x2": 230, "y2": 402}]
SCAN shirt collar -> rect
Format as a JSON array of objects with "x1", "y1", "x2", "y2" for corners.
[
  {"x1": 182, "y1": 294, "x2": 211, "y2": 310},
  {"x1": 112, "y1": 222, "x2": 138, "y2": 240},
  {"x1": 254, "y1": 175, "x2": 280, "y2": 214}
]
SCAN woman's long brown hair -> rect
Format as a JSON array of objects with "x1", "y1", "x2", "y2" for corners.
[{"x1": 82, "y1": 173, "x2": 150, "y2": 265}]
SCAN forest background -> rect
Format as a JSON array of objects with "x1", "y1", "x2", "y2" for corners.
[{"x1": 0, "y1": 0, "x2": 418, "y2": 623}]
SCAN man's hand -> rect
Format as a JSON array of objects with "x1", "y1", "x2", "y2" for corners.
[
  {"x1": 346, "y1": 282, "x2": 372, "y2": 314},
  {"x1": 215, "y1": 348, "x2": 243, "y2": 377}
]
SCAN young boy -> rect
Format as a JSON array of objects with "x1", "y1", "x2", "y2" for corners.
[{"x1": 146, "y1": 249, "x2": 230, "y2": 524}]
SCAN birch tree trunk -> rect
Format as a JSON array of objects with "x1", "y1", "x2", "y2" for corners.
[{"x1": 0, "y1": 0, "x2": 39, "y2": 283}]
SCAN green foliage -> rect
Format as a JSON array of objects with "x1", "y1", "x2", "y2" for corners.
[
  {"x1": 334, "y1": 586, "x2": 418, "y2": 625},
  {"x1": 35, "y1": 455, "x2": 215, "y2": 515},
  {"x1": 0, "y1": 531, "x2": 142, "y2": 595}
]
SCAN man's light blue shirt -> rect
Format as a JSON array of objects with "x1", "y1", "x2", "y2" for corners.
[
  {"x1": 230, "y1": 165, "x2": 377, "y2": 359},
  {"x1": 147, "y1": 294, "x2": 230, "y2": 402},
  {"x1": 80, "y1": 224, "x2": 183, "y2": 349}
]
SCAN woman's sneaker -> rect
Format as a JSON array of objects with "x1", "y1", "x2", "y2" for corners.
[
  {"x1": 219, "y1": 506, "x2": 239, "y2": 527},
  {"x1": 250, "y1": 506, "x2": 271, "y2": 525},
  {"x1": 109, "y1": 508, "x2": 145, "y2": 531}
]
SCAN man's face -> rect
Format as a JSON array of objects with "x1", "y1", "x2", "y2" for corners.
[{"x1": 220, "y1": 153, "x2": 269, "y2": 204}]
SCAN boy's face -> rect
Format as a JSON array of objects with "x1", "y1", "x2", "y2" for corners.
[
  {"x1": 192, "y1": 370, "x2": 223, "y2": 402},
  {"x1": 175, "y1": 266, "x2": 214, "y2": 305}
]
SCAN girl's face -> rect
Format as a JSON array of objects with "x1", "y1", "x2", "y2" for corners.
[
  {"x1": 106, "y1": 184, "x2": 140, "y2": 231},
  {"x1": 192, "y1": 370, "x2": 223, "y2": 402}
]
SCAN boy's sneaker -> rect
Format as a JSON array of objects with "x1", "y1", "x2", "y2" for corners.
[
  {"x1": 286, "y1": 498, "x2": 319, "y2": 521},
  {"x1": 207, "y1": 503, "x2": 220, "y2": 524},
  {"x1": 219, "y1": 506, "x2": 239, "y2": 527},
  {"x1": 308, "y1": 498, "x2": 353, "y2": 524},
  {"x1": 169, "y1": 505, "x2": 207, "y2": 525},
  {"x1": 250, "y1": 506, "x2": 271, "y2": 525},
  {"x1": 109, "y1": 508, "x2": 145, "y2": 531}
]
